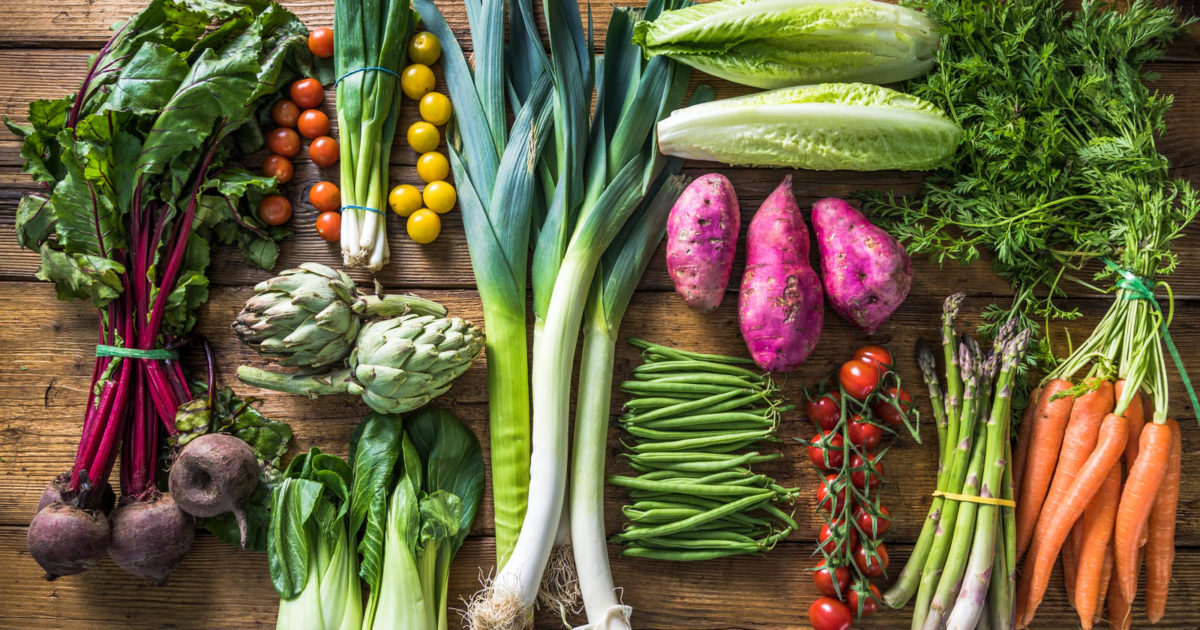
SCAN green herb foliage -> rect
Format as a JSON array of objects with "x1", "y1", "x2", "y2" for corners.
[{"x1": 863, "y1": 0, "x2": 1197, "y2": 367}]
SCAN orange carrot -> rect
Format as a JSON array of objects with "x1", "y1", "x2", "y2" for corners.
[
  {"x1": 1114, "y1": 421, "x2": 1171, "y2": 601},
  {"x1": 1011, "y1": 385, "x2": 1040, "y2": 501},
  {"x1": 1144, "y1": 418, "x2": 1181, "y2": 623},
  {"x1": 1076, "y1": 463, "x2": 1121, "y2": 629},
  {"x1": 1037, "y1": 380, "x2": 1114, "y2": 540},
  {"x1": 1015, "y1": 379, "x2": 1076, "y2": 560},
  {"x1": 1107, "y1": 545, "x2": 1133, "y2": 630},
  {"x1": 1063, "y1": 524, "x2": 1079, "y2": 608},
  {"x1": 1018, "y1": 412, "x2": 1127, "y2": 627},
  {"x1": 1096, "y1": 545, "x2": 1113, "y2": 624},
  {"x1": 1114, "y1": 380, "x2": 1145, "y2": 470}
]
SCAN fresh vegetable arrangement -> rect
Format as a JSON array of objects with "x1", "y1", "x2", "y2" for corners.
[
  {"x1": 633, "y1": 0, "x2": 939, "y2": 89},
  {"x1": 805, "y1": 344, "x2": 919, "y2": 629},
  {"x1": 10, "y1": 0, "x2": 316, "y2": 583},
  {"x1": 611, "y1": 339, "x2": 799, "y2": 563},
  {"x1": 886, "y1": 295, "x2": 1031, "y2": 630}
]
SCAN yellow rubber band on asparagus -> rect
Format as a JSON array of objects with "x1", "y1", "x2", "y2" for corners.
[{"x1": 931, "y1": 490, "x2": 1016, "y2": 508}]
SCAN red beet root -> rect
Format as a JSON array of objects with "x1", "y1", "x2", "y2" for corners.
[
  {"x1": 27, "y1": 502, "x2": 110, "y2": 580},
  {"x1": 107, "y1": 493, "x2": 194, "y2": 585},
  {"x1": 38, "y1": 472, "x2": 115, "y2": 514},
  {"x1": 168, "y1": 433, "x2": 258, "y2": 547}
]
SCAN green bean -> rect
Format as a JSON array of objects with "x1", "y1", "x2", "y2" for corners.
[
  {"x1": 623, "y1": 396, "x2": 694, "y2": 410},
  {"x1": 639, "y1": 495, "x2": 772, "y2": 528},
  {"x1": 622, "y1": 508, "x2": 702, "y2": 523},
  {"x1": 759, "y1": 501, "x2": 800, "y2": 531},
  {"x1": 628, "y1": 451, "x2": 781, "y2": 473},
  {"x1": 629, "y1": 429, "x2": 774, "y2": 453},
  {"x1": 608, "y1": 476, "x2": 771, "y2": 498},
  {"x1": 663, "y1": 529, "x2": 760, "y2": 544},
  {"x1": 629, "y1": 338, "x2": 756, "y2": 365},
  {"x1": 625, "y1": 451, "x2": 754, "y2": 463},
  {"x1": 633, "y1": 411, "x2": 778, "y2": 430},
  {"x1": 620, "y1": 546, "x2": 749, "y2": 561},
  {"x1": 633, "y1": 470, "x2": 761, "y2": 487},
  {"x1": 624, "y1": 424, "x2": 768, "y2": 441},
  {"x1": 619, "y1": 381, "x2": 738, "y2": 396},
  {"x1": 633, "y1": 359, "x2": 764, "y2": 380},
  {"x1": 634, "y1": 372, "x2": 762, "y2": 388},
  {"x1": 620, "y1": 390, "x2": 759, "y2": 424},
  {"x1": 612, "y1": 492, "x2": 772, "y2": 540},
  {"x1": 629, "y1": 536, "x2": 760, "y2": 551}
]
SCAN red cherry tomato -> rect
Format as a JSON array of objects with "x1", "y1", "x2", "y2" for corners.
[
  {"x1": 847, "y1": 582, "x2": 881, "y2": 618},
  {"x1": 839, "y1": 359, "x2": 880, "y2": 400},
  {"x1": 257, "y1": 195, "x2": 292, "y2": 226},
  {"x1": 818, "y1": 519, "x2": 858, "y2": 556},
  {"x1": 270, "y1": 99, "x2": 300, "y2": 128},
  {"x1": 809, "y1": 597, "x2": 853, "y2": 630},
  {"x1": 807, "y1": 391, "x2": 842, "y2": 431},
  {"x1": 290, "y1": 78, "x2": 324, "y2": 109},
  {"x1": 309, "y1": 181, "x2": 340, "y2": 213},
  {"x1": 308, "y1": 27, "x2": 334, "y2": 58},
  {"x1": 812, "y1": 560, "x2": 851, "y2": 598},
  {"x1": 315, "y1": 211, "x2": 341, "y2": 242},
  {"x1": 854, "y1": 542, "x2": 889, "y2": 578},
  {"x1": 872, "y1": 386, "x2": 914, "y2": 426},
  {"x1": 309, "y1": 136, "x2": 340, "y2": 168},
  {"x1": 853, "y1": 345, "x2": 893, "y2": 367},
  {"x1": 816, "y1": 474, "x2": 847, "y2": 514},
  {"x1": 850, "y1": 453, "x2": 884, "y2": 490},
  {"x1": 297, "y1": 109, "x2": 331, "y2": 139},
  {"x1": 846, "y1": 415, "x2": 883, "y2": 450},
  {"x1": 854, "y1": 505, "x2": 891, "y2": 539},
  {"x1": 260, "y1": 153, "x2": 293, "y2": 184},
  {"x1": 266, "y1": 127, "x2": 301, "y2": 157},
  {"x1": 808, "y1": 431, "x2": 845, "y2": 471}
]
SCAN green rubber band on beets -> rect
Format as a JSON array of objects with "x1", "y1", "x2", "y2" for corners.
[
  {"x1": 1102, "y1": 257, "x2": 1200, "y2": 424},
  {"x1": 343, "y1": 204, "x2": 382, "y2": 214},
  {"x1": 95, "y1": 345, "x2": 180, "y2": 360},
  {"x1": 335, "y1": 66, "x2": 400, "y2": 86}
]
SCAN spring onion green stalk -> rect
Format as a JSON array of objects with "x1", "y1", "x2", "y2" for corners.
[
  {"x1": 334, "y1": 0, "x2": 413, "y2": 270},
  {"x1": 413, "y1": 0, "x2": 553, "y2": 564}
]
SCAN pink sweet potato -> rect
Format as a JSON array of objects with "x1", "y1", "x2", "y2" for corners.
[
  {"x1": 812, "y1": 197, "x2": 912, "y2": 333},
  {"x1": 666, "y1": 173, "x2": 740, "y2": 313},
  {"x1": 738, "y1": 176, "x2": 824, "y2": 372}
]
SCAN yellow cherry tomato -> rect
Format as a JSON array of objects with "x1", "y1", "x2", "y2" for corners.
[
  {"x1": 400, "y1": 64, "x2": 435, "y2": 100},
  {"x1": 388, "y1": 184, "x2": 422, "y2": 217},
  {"x1": 423, "y1": 180, "x2": 457, "y2": 214},
  {"x1": 407, "y1": 121, "x2": 440, "y2": 153},
  {"x1": 419, "y1": 92, "x2": 453, "y2": 126},
  {"x1": 407, "y1": 208, "x2": 441, "y2": 244},
  {"x1": 408, "y1": 32, "x2": 442, "y2": 66},
  {"x1": 416, "y1": 151, "x2": 450, "y2": 183}
]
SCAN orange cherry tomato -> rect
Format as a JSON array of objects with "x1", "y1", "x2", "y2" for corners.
[
  {"x1": 261, "y1": 154, "x2": 293, "y2": 184},
  {"x1": 315, "y1": 211, "x2": 341, "y2": 242},
  {"x1": 307, "y1": 28, "x2": 334, "y2": 59},
  {"x1": 308, "y1": 136, "x2": 339, "y2": 168},
  {"x1": 290, "y1": 78, "x2": 324, "y2": 109},
  {"x1": 297, "y1": 109, "x2": 330, "y2": 139},
  {"x1": 270, "y1": 99, "x2": 300, "y2": 128},
  {"x1": 309, "y1": 181, "x2": 340, "y2": 213},
  {"x1": 257, "y1": 195, "x2": 292, "y2": 226},
  {"x1": 266, "y1": 127, "x2": 301, "y2": 157}
]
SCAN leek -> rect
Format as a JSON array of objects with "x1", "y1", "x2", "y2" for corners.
[
  {"x1": 335, "y1": 0, "x2": 414, "y2": 270},
  {"x1": 413, "y1": 0, "x2": 553, "y2": 563}
]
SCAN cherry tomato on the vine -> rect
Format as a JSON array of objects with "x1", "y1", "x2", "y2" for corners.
[
  {"x1": 854, "y1": 542, "x2": 889, "y2": 578},
  {"x1": 847, "y1": 415, "x2": 883, "y2": 450},
  {"x1": 853, "y1": 345, "x2": 893, "y2": 367},
  {"x1": 854, "y1": 505, "x2": 891, "y2": 539},
  {"x1": 297, "y1": 109, "x2": 330, "y2": 139},
  {"x1": 847, "y1": 582, "x2": 881, "y2": 618},
  {"x1": 309, "y1": 181, "x2": 340, "y2": 213},
  {"x1": 290, "y1": 78, "x2": 324, "y2": 109},
  {"x1": 807, "y1": 391, "x2": 842, "y2": 431},
  {"x1": 257, "y1": 195, "x2": 292, "y2": 226},
  {"x1": 266, "y1": 127, "x2": 301, "y2": 157},
  {"x1": 270, "y1": 99, "x2": 300, "y2": 128},
  {"x1": 873, "y1": 386, "x2": 914, "y2": 426},
  {"x1": 308, "y1": 136, "x2": 339, "y2": 168},
  {"x1": 817, "y1": 474, "x2": 847, "y2": 514},
  {"x1": 818, "y1": 519, "x2": 858, "y2": 556},
  {"x1": 308, "y1": 27, "x2": 334, "y2": 58},
  {"x1": 839, "y1": 358, "x2": 880, "y2": 400},
  {"x1": 812, "y1": 560, "x2": 850, "y2": 598},
  {"x1": 809, "y1": 597, "x2": 853, "y2": 630},
  {"x1": 808, "y1": 431, "x2": 845, "y2": 470},
  {"x1": 314, "y1": 211, "x2": 341, "y2": 242},
  {"x1": 850, "y1": 453, "x2": 884, "y2": 490},
  {"x1": 261, "y1": 154, "x2": 293, "y2": 184}
]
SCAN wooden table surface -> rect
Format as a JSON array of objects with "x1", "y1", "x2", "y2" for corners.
[{"x1": 2, "y1": 2, "x2": 1200, "y2": 629}]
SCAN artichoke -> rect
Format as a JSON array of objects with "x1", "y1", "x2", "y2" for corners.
[
  {"x1": 233, "y1": 263, "x2": 446, "y2": 369},
  {"x1": 236, "y1": 313, "x2": 484, "y2": 414}
]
